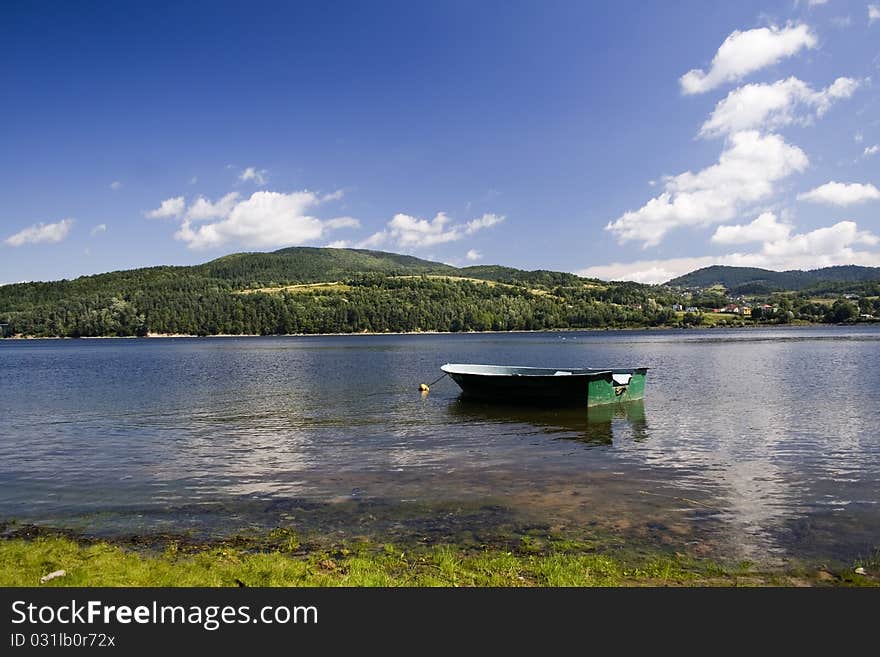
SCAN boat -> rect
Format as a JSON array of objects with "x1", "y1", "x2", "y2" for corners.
[{"x1": 440, "y1": 363, "x2": 648, "y2": 407}]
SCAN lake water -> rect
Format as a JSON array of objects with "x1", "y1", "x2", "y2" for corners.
[{"x1": 1, "y1": 327, "x2": 879, "y2": 567}]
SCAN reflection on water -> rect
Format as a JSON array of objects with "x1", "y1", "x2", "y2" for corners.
[
  {"x1": 448, "y1": 398, "x2": 647, "y2": 446},
  {"x1": 1, "y1": 326, "x2": 879, "y2": 567}
]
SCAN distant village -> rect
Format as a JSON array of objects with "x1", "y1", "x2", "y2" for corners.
[
  {"x1": 672, "y1": 293, "x2": 872, "y2": 319},
  {"x1": 664, "y1": 292, "x2": 875, "y2": 322}
]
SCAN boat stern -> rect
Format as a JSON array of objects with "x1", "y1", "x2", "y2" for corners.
[{"x1": 586, "y1": 367, "x2": 648, "y2": 406}]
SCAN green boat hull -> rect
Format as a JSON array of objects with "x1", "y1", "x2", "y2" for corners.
[
  {"x1": 440, "y1": 364, "x2": 648, "y2": 407},
  {"x1": 586, "y1": 369, "x2": 647, "y2": 406}
]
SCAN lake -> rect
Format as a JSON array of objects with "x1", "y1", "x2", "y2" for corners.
[{"x1": 1, "y1": 327, "x2": 878, "y2": 567}]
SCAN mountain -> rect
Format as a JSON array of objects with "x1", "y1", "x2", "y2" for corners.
[
  {"x1": 0, "y1": 248, "x2": 457, "y2": 308},
  {"x1": 192, "y1": 247, "x2": 458, "y2": 283},
  {"x1": 667, "y1": 265, "x2": 880, "y2": 292}
]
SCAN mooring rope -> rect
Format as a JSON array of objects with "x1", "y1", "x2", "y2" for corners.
[
  {"x1": 350, "y1": 371, "x2": 449, "y2": 401},
  {"x1": 422, "y1": 372, "x2": 449, "y2": 389}
]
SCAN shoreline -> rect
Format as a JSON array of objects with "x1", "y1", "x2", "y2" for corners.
[
  {"x1": 2, "y1": 525, "x2": 876, "y2": 587},
  {"x1": 1, "y1": 322, "x2": 862, "y2": 341}
]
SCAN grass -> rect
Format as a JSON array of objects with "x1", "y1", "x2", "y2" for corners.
[
  {"x1": 393, "y1": 275, "x2": 555, "y2": 297},
  {"x1": 241, "y1": 275, "x2": 560, "y2": 300},
  {"x1": 2, "y1": 535, "x2": 877, "y2": 587},
  {"x1": 675, "y1": 311, "x2": 745, "y2": 326},
  {"x1": 237, "y1": 282, "x2": 352, "y2": 295}
]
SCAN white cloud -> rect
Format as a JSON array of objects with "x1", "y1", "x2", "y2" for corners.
[
  {"x1": 855, "y1": 131, "x2": 864, "y2": 142},
  {"x1": 607, "y1": 131, "x2": 809, "y2": 247},
  {"x1": 321, "y1": 190, "x2": 344, "y2": 202},
  {"x1": 173, "y1": 190, "x2": 355, "y2": 250},
  {"x1": 711, "y1": 212, "x2": 793, "y2": 244},
  {"x1": 325, "y1": 240, "x2": 350, "y2": 248},
  {"x1": 357, "y1": 231, "x2": 390, "y2": 249},
  {"x1": 465, "y1": 213, "x2": 505, "y2": 234},
  {"x1": 864, "y1": 144, "x2": 880, "y2": 157},
  {"x1": 763, "y1": 220, "x2": 878, "y2": 256},
  {"x1": 870, "y1": 5, "x2": 880, "y2": 24},
  {"x1": 580, "y1": 221, "x2": 880, "y2": 283},
  {"x1": 239, "y1": 167, "x2": 268, "y2": 185},
  {"x1": 185, "y1": 192, "x2": 241, "y2": 221},
  {"x1": 806, "y1": 0, "x2": 828, "y2": 5},
  {"x1": 325, "y1": 216, "x2": 360, "y2": 230},
  {"x1": 90, "y1": 224, "x2": 107, "y2": 236},
  {"x1": 680, "y1": 24, "x2": 817, "y2": 95},
  {"x1": 466, "y1": 249, "x2": 482, "y2": 261},
  {"x1": 359, "y1": 211, "x2": 505, "y2": 250},
  {"x1": 386, "y1": 212, "x2": 461, "y2": 247},
  {"x1": 4, "y1": 218, "x2": 74, "y2": 247},
  {"x1": 797, "y1": 181, "x2": 880, "y2": 205},
  {"x1": 699, "y1": 77, "x2": 861, "y2": 137},
  {"x1": 109, "y1": 181, "x2": 122, "y2": 191},
  {"x1": 145, "y1": 196, "x2": 185, "y2": 219}
]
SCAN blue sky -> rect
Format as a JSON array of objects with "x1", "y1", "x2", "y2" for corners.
[{"x1": 2, "y1": 0, "x2": 879, "y2": 284}]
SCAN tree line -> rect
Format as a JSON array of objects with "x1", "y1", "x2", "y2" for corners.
[
  {"x1": 0, "y1": 275, "x2": 680, "y2": 337},
  {"x1": 1, "y1": 246, "x2": 877, "y2": 338}
]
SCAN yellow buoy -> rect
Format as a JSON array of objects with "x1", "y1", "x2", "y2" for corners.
[{"x1": 418, "y1": 383, "x2": 430, "y2": 392}]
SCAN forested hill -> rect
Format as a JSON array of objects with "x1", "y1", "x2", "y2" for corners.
[
  {"x1": 667, "y1": 265, "x2": 880, "y2": 293},
  {"x1": 193, "y1": 247, "x2": 458, "y2": 283},
  {"x1": 0, "y1": 247, "x2": 677, "y2": 337}
]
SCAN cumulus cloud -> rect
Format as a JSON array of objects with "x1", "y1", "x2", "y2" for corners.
[
  {"x1": 797, "y1": 181, "x2": 880, "y2": 205},
  {"x1": 171, "y1": 190, "x2": 357, "y2": 250},
  {"x1": 185, "y1": 193, "x2": 241, "y2": 221},
  {"x1": 239, "y1": 167, "x2": 268, "y2": 185},
  {"x1": 579, "y1": 221, "x2": 880, "y2": 283},
  {"x1": 679, "y1": 23, "x2": 817, "y2": 95},
  {"x1": 466, "y1": 249, "x2": 482, "y2": 261},
  {"x1": 870, "y1": 5, "x2": 880, "y2": 24},
  {"x1": 325, "y1": 240, "x2": 350, "y2": 248},
  {"x1": 109, "y1": 181, "x2": 122, "y2": 191},
  {"x1": 864, "y1": 145, "x2": 880, "y2": 157},
  {"x1": 4, "y1": 218, "x2": 74, "y2": 246},
  {"x1": 711, "y1": 212, "x2": 793, "y2": 244},
  {"x1": 145, "y1": 196, "x2": 185, "y2": 219},
  {"x1": 699, "y1": 77, "x2": 861, "y2": 137},
  {"x1": 90, "y1": 224, "x2": 107, "y2": 236},
  {"x1": 358, "y1": 211, "x2": 505, "y2": 250},
  {"x1": 144, "y1": 190, "x2": 358, "y2": 250},
  {"x1": 381, "y1": 213, "x2": 460, "y2": 248},
  {"x1": 606, "y1": 131, "x2": 809, "y2": 247}
]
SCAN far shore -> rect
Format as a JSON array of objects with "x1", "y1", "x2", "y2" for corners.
[{"x1": 2, "y1": 321, "x2": 867, "y2": 341}]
